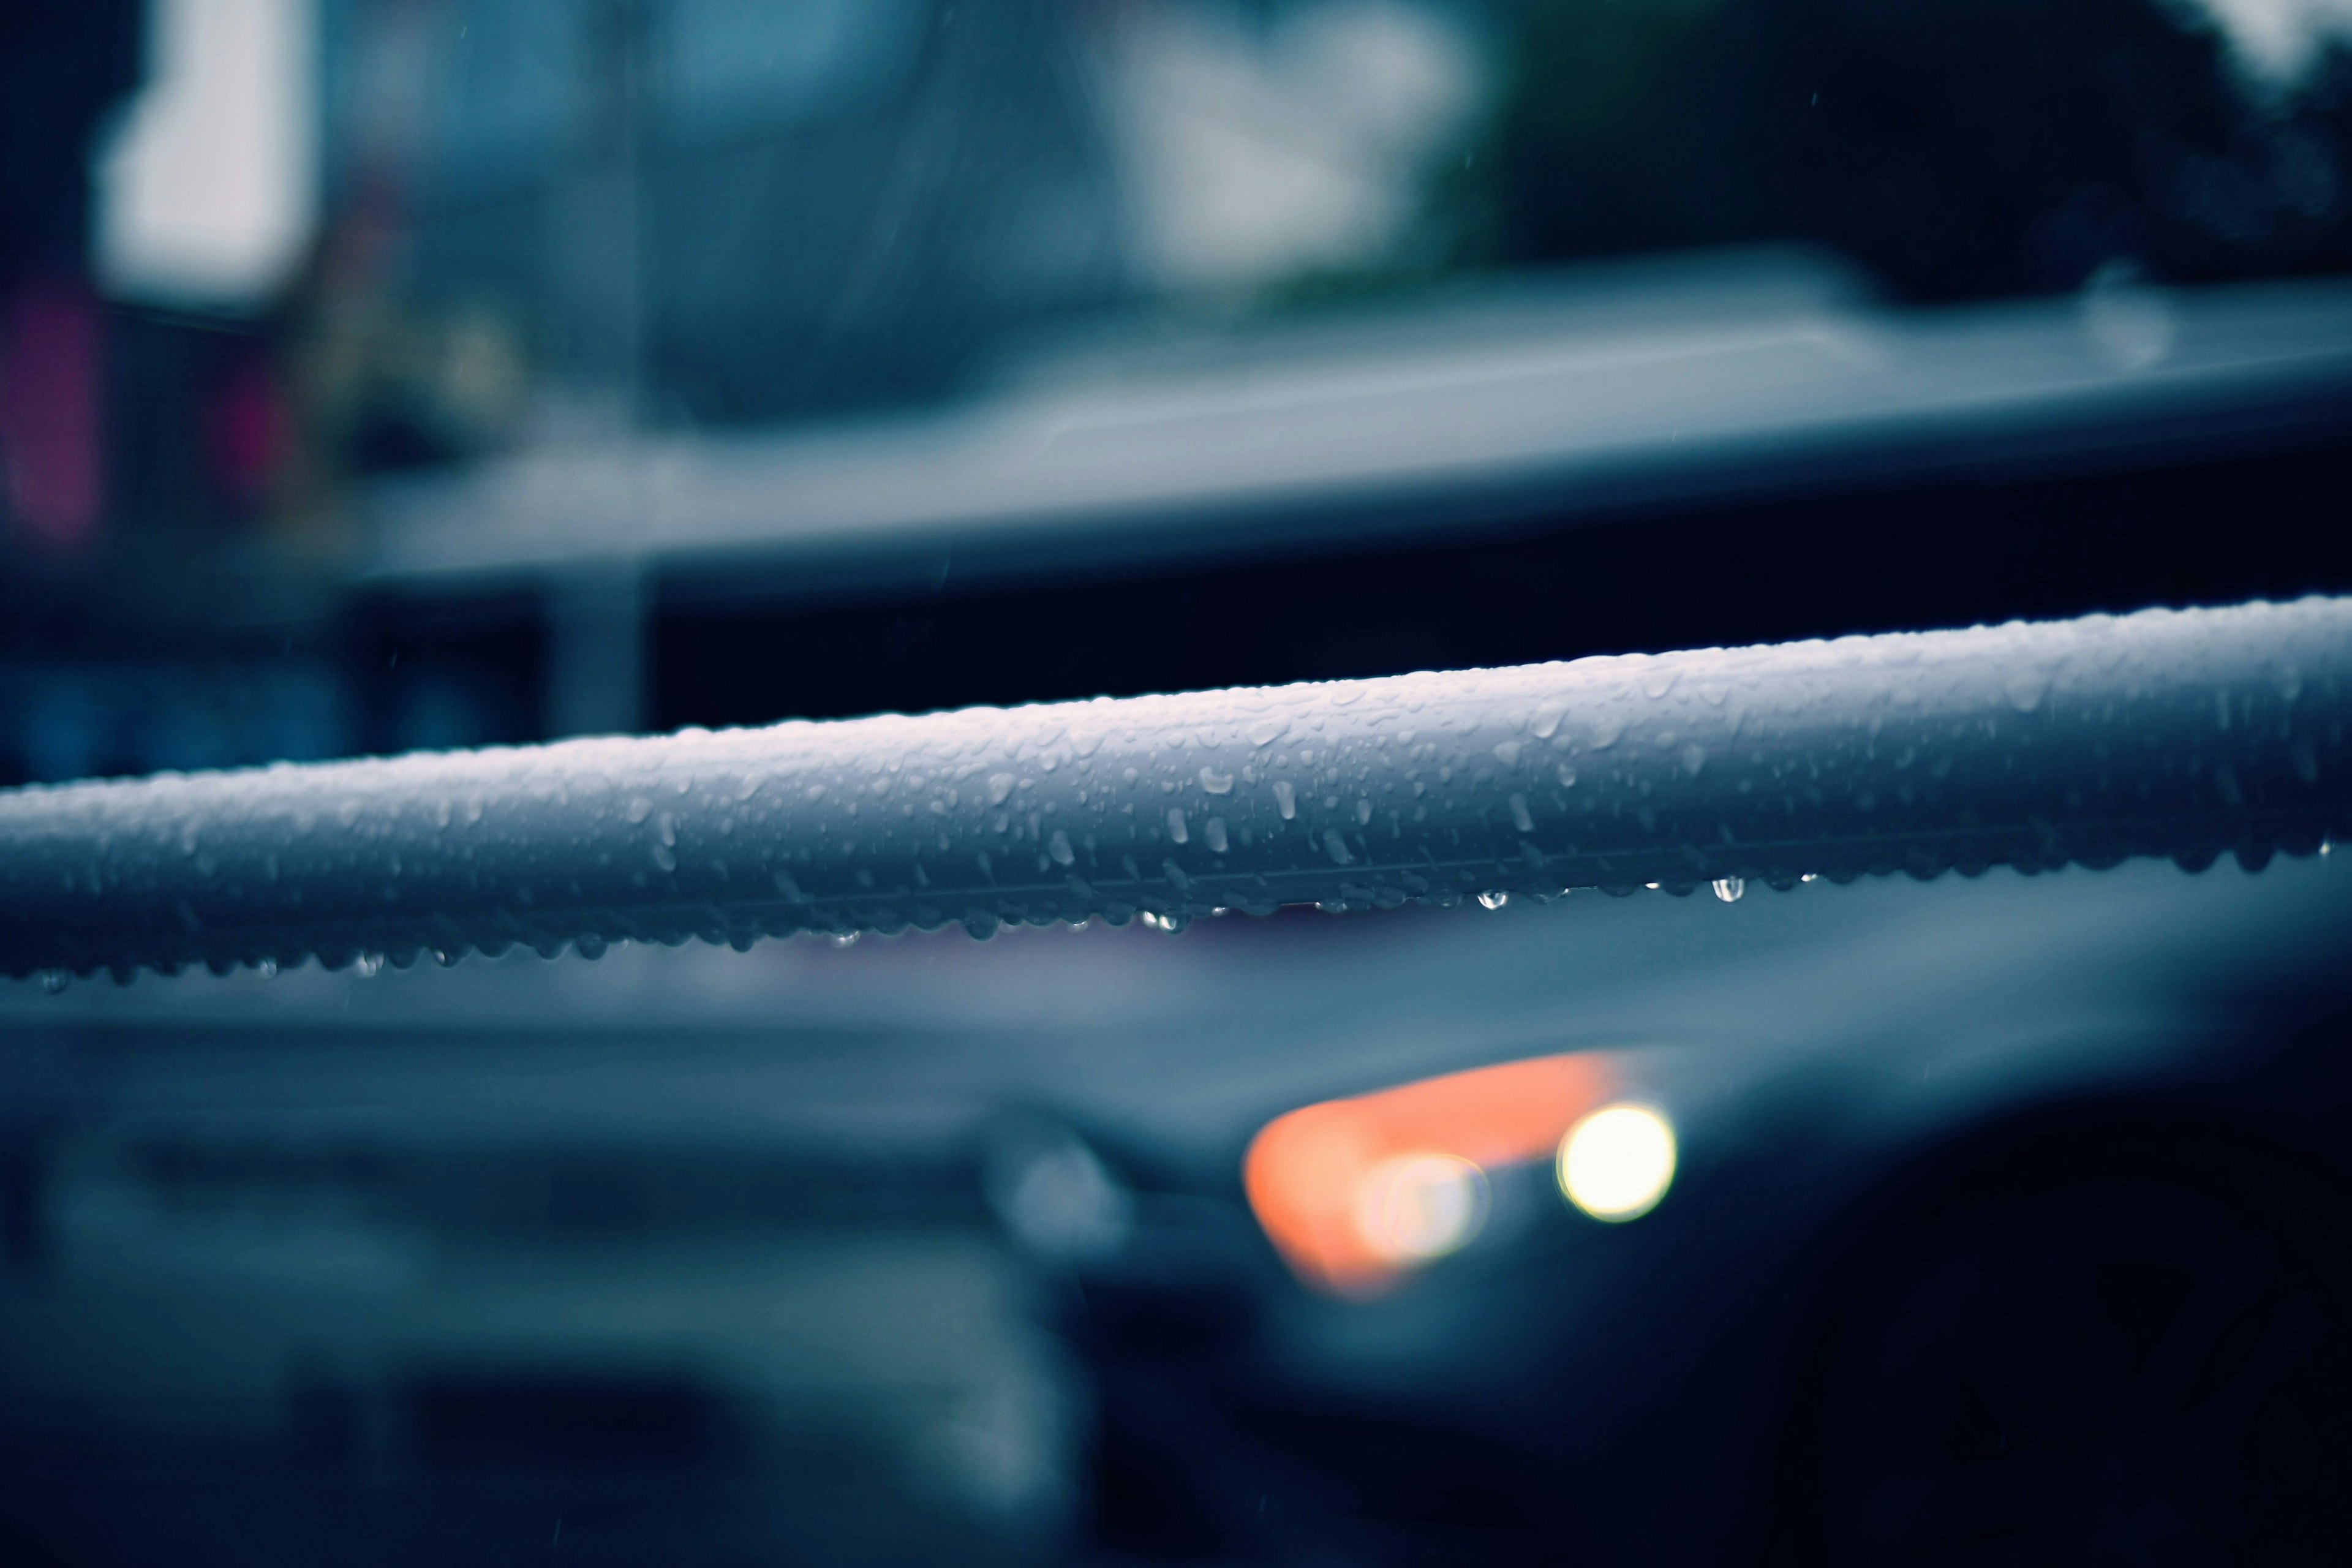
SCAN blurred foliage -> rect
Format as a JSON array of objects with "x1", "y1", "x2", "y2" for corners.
[{"x1": 1449, "y1": 0, "x2": 2352, "y2": 298}]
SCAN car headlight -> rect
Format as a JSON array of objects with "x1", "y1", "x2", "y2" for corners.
[
  {"x1": 1557, "y1": 1102, "x2": 1677, "y2": 1221},
  {"x1": 1245, "y1": 1051, "x2": 1664, "y2": 1296}
]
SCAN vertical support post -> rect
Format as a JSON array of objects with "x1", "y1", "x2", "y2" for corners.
[{"x1": 548, "y1": 0, "x2": 645, "y2": 430}]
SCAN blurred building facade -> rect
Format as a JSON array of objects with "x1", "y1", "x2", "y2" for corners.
[
  {"x1": 0, "y1": 0, "x2": 1489, "y2": 780},
  {"x1": 6, "y1": 0, "x2": 2352, "y2": 787}
]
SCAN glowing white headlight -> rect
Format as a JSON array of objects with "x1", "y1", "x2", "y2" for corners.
[{"x1": 1558, "y1": 1103, "x2": 1676, "y2": 1221}]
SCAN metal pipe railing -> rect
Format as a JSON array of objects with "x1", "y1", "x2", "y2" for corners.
[{"x1": 2, "y1": 597, "x2": 2346, "y2": 982}]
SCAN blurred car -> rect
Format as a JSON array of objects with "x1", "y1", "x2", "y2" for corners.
[
  {"x1": 12, "y1": 829, "x2": 2347, "y2": 1566},
  {"x1": 990, "y1": 852, "x2": 2352, "y2": 1566}
]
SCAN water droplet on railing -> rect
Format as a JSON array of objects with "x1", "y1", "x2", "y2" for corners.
[
  {"x1": 1711, "y1": 876, "x2": 1746, "y2": 903},
  {"x1": 1477, "y1": 890, "x2": 1509, "y2": 911}
]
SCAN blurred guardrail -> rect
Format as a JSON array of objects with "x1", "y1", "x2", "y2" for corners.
[{"x1": 1, "y1": 597, "x2": 2345, "y2": 982}]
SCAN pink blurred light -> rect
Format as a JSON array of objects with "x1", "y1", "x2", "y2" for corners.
[
  {"x1": 210, "y1": 350, "x2": 285, "y2": 506},
  {"x1": 0, "y1": 279, "x2": 106, "y2": 551}
]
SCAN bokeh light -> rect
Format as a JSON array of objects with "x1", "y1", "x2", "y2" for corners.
[
  {"x1": 1558, "y1": 1104, "x2": 1677, "y2": 1221},
  {"x1": 1355, "y1": 1152, "x2": 1490, "y2": 1262},
  {"x1": 1245, "y1": 1051, "x2": 1614, "y2": 1294}
]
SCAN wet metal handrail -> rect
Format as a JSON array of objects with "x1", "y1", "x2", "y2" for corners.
[{"x1": 2, "y1": 597, "x2": 2346, "y2": 981}]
